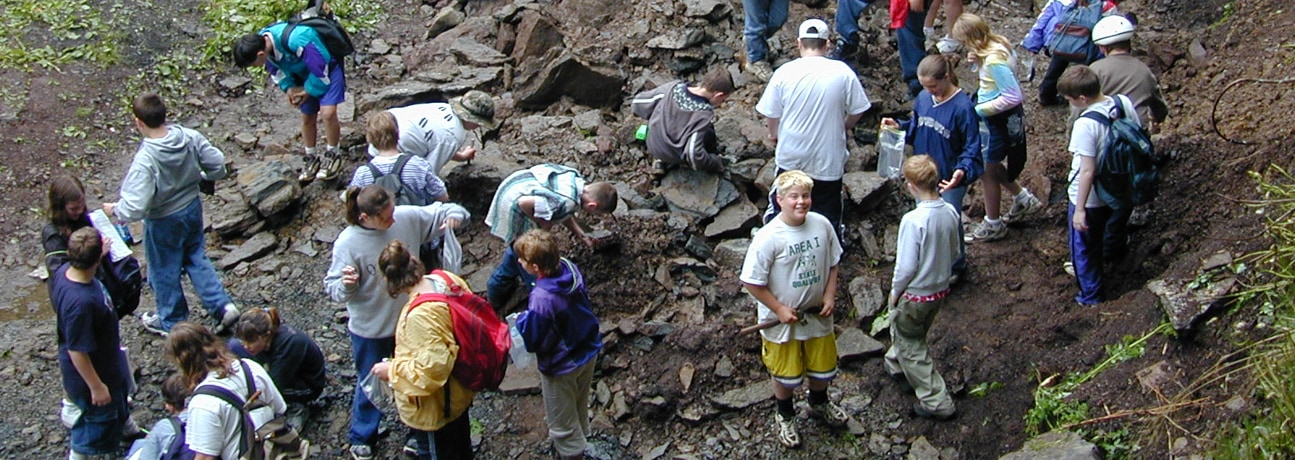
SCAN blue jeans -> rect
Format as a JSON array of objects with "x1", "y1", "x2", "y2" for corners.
[
  {"x1": 410, "y1": 428, "x2": 438, "y2": 460},
  {"x1": 349, "y1": 332, "x2": 396, "y2": 446},
  {"x1": 939, "y1": 185, "x2": 969, "y2": 273},
  {"x1": 835, "y1": 0, "x2": 873, "y2": 44},
  {"x1": 69, "y1": 389, "x2": 128, "y2": 455},
  {"x1": 897, "y1": 24, "x2": 927, "y2": 98},
  {"x1": 486, "y1": 245, "x2": 537, "y2": 309},
  {"x1": 145, "y1": 197, "x2": 233, "y2": 330},
  {"x1": 1068, "y1": 203, "x2": 1112, "y2": 305},
  {"x1": 742, "y1": 0, "x2": 789, "y2": 63}
]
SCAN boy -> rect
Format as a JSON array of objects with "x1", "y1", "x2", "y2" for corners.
[
  {"x1": 350, "y1": 110, "x2": 449, "y2": 204},
  {"x1": 55, "y1": 228, "x2": 132, "y2": 460},
  {"x1": 484, "y1": 164, "x2": 617, "y2": 309},
  {"x1": 127, "y1": 373, "x2": 191, "y2": 460},
  {"x1": 886, "y1": 155, "x2": 960, "y2": 421},
  {"x1": 514, "y1": 230, "x2": 602, "y2": 460},
  {"x1": 741, "y1": 0, "x2": 789, "y2": 81},
  {"x1": 740, "y1": 170, "x2": 848, "y2": 448},
  {"x1": 367, "y1": 91, "x2": 497, "y2": 174},
  {"x1": 1057, "y1": 65, "x2": 1140, "y2": 305},
  {"x1": 233, "y1": 17, "x2": 347, "y2": 182},
  {"x1": 104, "y1": 93, "x2": 240, "y2": 336},
  {"x1": 630, "y1": 67, "x2": 735, "y2": 173}
]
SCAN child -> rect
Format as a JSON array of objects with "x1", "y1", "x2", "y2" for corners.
[
  {"x1": 630, "y1": 67, "x2": 734, "y2": 173},
  {"x1": 882, "y1": 54, "x2": 983, "y2": 280},
  {"x1": 323, "y1": 185, "x2": 468, "y2": 460},
  {"x1": 951, "y1": 14, "x2": 1043, "y2": 243},
  {"x1": 1021, "y1": 0, "x2": 1120, "y2": 106},
  {"x1": 366, "y1": 91, "x2": 496, "y2": 174},
  {"x1": 740, "y1": 170, "x2": 848, "y2": 448},
  {"x1": 1057, "y1": 65, "x2": 1139, "y2": 305},
  {"x1": 54, "y1": 228, "x2": 132, "y2": 460},
  {"x1": 886, "y1": 155, "x2": 961, "y2": 420},
  {"x1": 514, "y1": 230, "x2": 602, "y2": 460},
  {"x1": 44, "y1": 175, "x2": 143, "y2": 319},
  {"x1": 104, "y1": 93, "x2": 240, "y2": 336},
  {"x1": 372, "y1": 241, "x2": 476, "y2": 460},
  {"x1": 230, "y1": 307, "x2": 327, "y2": 431},
  {"x1": 126, "y1": 373, "x2": 191, "y2": 460},
  {"x1": 349, "y1": 110, "x2": 449, "y2": 203},
  {"x1": 484, "y1": 164, "x2": 617, "y2": 309}
]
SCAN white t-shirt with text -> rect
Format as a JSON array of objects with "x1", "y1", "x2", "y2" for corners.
[
  {"x1": 740, "y1": 212, "x2": 843, "y2": 343},
  {"x1": 1068, "y1": 95, "x2": 1140, "y2": 207}
]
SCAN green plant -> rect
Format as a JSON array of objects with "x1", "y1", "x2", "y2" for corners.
[
  {"x1": 0, "y1": 0, "x2": 123, "y2": 69},
  {"x1": 60, "y1": 125, "x2": 87, "y2": 139},
  {"x1": 1210, "y1": 2, "x2": 1236, "y2": 29},
  {"x1": 199, "y1": 0, "x2": 383, "y2": 64},
  {"x1": 469, "y1": 417, "x2": 484, "y2": 437},
  {"x1": 1090, "y1": 427, "x2": 1137, "y2": 460},
  {"x1": 968, "y1": 381, "x2": 1004, "y2": 398}
]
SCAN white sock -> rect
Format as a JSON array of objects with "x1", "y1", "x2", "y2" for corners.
[
  {"x1": 1016, "y1": 188, "x2": 1033, "y2": 201},
  {"x1": 304, "y1": 146, "x2": 317, "y2": 156},
  {"x1": 985, "y1": 217, "x2": 1002, "y2": 226},
  {"x1": 326, "y1": 144, "x2": 339, "y2": 154}
]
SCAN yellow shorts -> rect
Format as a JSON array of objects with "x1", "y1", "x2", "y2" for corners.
[{"x1": 761, "y1": 333, "x2": 838, "y2": 387}]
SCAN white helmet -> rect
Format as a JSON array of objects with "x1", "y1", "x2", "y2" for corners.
[{"x1": 1092, "y1": 15, "x2": 1136, "y2": 46}]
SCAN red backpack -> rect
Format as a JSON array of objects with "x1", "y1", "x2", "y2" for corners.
[{"x1": 408, "y1": 270, "x2": 511, "y2": 391}]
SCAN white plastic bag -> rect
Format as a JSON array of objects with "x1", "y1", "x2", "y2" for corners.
[
  {"x1": 360, "y1": 370, "x2": 396, "y2": 414},
  {"x1": 877, "y1": 125, "x2": 905, "y2": 179},
  {"x1": 506, "y1": 313, "x2": 536, "y2": 370}
]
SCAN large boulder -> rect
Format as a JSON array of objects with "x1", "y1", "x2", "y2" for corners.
[
  {"x1": 848, "y1": 276, "x2": 886, "y2": 321},
  {"x1": 683, "y1": 0, "x2": 733, "y2": 20},
  {"x1": 658, "y1": 170, "x2": 738, "y2": 219},
  {"x1": 842, "y1": 171, "x2": 891, "y2": 210},
  {"x1": 513, "y1": 52, "x2": 626, "y2": 109},
  {"x1": 1147, "y1": 250, "x2": 1238, "y2": 331},
  {"x1": 449, "y1": 38, "x2": 509, "y2": 67},
  {"x1": 216, "y1": 232, "x2": 279, "y2": 271},
  {"x1": 357, "y1": 66, "x2": 504, "y2": 115},
  {"x1": 235, "y1": 160, "x2": 302, "y2": 218},
  {"x1": 999, "y1": 430, "x2": 1098, "y2": 460},
  {"x1": 512, "y1": 10, "x2": 564, "y2": 63},
  {"x1": 208, "y1": 189, "x2": 259, "y2": 237},
  {"x1": 704, "y1": 198, "x2": 758, "y2": 238}
]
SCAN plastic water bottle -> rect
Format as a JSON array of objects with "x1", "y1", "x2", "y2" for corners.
[
  {"x1": 114, "y1": 221, "x2": 135, "y2": 245},
  {"x1": 506, "y1": 313, "x2": 536, "y2": 369}
]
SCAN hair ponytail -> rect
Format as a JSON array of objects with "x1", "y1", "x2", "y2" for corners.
[
  {"x1": 345, "y1": 185, "x2": 393, "y2": 227},
  {"x1": 377, "y1": 240, "x2": 424, "y2": 298}
]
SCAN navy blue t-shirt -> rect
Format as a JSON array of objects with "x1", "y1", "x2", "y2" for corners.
[{"x1": 53, "y1": 265, "x2": 129, "y2": 402}]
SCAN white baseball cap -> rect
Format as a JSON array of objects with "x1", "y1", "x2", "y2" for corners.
[{"x1": 798, "y1": 19, "x2": 830, "y2": 40}]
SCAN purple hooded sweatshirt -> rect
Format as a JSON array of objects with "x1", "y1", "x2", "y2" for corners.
[{"x1": 516, "y1": 259, "x2": 602, "y2": 376}]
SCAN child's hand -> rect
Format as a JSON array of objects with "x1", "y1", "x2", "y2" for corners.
[
  {"x1": 939, "y1": 170, "x2": 966, "y2": 192},
  {"x1": 880, "y1": 118, "x2": 900, "y2": 129},
  {"x1": 1071, "y1": 208, "x2": 1088, "y2": 232},
  {"x1": 775, "y1": 305, "x2": 798, "y2": 324},
  {"x1": 966, "y1": 51, "x2": 979, "y2": 66},
  {"x1": 819, "y1": 299, "x2": 835, "y2": 317},
  {"x1": 371, "y1": 362, "x2": 391, "y2": 381},
  {"x1": 341, "y1": 265, "x2": 360, "y2": 287},
  {"x1": 440, "y1": 218, "x2": 461, "y2": 231},
  {"x1": 286, "y1": 87, "x2": 307, "y2": 106},
  {"x1": 89, "y1": 382, "x2": 111, "y2": 406}
]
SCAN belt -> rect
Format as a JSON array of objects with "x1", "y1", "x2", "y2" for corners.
[{"x1": 902, "y1": 289, "x2": 949, "y2": 303}]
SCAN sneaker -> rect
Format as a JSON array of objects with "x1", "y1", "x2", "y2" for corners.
[
  {"x1": 403, "y1": 437, "x2": 418, "y2": 457},
  {"x1": 749, "y1": 61, "x2": 774, "y2": 82},
  {"x1": 316, "y1": 151, "x2": 344, "y2": 180},
  {"x1": 298, "y1": 155, "x2": 321, "y2": 183},
  {"x1": 773, "y1": 411, "x2": 801, "y2": 448},
  {"x1": 1003, "y1": 191, "x2": 1044, "y2": 223},
  {"x1": 1063, "y1": 261, "x2": 1076, "y2": 277},
  {"x1": 140, "y1": 311, "x2": 168, "y2": 337},
  {"x1": 935, "y1": 35, "x2": 962, "y2": 54},
  {"x1": 964, "y1": 220, "x2": 1007, "y2": 243},
  {"x1": 911, "y1": 402, "x2": 956, "y2": 421},
  {"x1": 214, "y1": 304, "x2": 241, "y2": 335},
  {"x1": 827, "y1": 37, "x2": 859, "y2": 61},
  {"x1": 808, "y1": 401, "x2": 850, "y2": 428},
  {"x1": 350, "y1": 444, "x2": 374, "y2": 460}
]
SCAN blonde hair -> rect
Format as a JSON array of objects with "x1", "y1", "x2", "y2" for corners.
[
  {"x1": 773, "y1": 170, "x2": 814, "y2": 194},
  {"x1": 952, "y1": 14, "x2": 1013, "y2": 62},
  {"x1": 903, "y1": 155, "x2": 940, "y2": 192},
  {"x1": 366, "y1": 111, "x2": 399, "y2": 151}
]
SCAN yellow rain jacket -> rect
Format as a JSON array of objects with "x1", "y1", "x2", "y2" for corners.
[{"x1": 389, "y1": 273, "x2": 476, "y2": 431}]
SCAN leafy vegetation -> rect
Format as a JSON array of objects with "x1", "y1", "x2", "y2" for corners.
[
  {"x1": 0, "y1": 0, "x2": 124, "y2": 69},
  {"x1": 200, "y1": 0, "x2": 383, "y2": 63},
  {"x1": 1211, "y1": 165, "x2": 1295, "y2": 459}
]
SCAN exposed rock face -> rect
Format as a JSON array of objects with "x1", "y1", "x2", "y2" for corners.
[
  {"x1": 236, "y1": 159, "x2": 302, "y2": 218},
  {"x1": 999, "y1": 430, "x2": 1098, "y2": 460},
  {"x1": 513, "y1": 53, "x2": 626, "y2": 109}
]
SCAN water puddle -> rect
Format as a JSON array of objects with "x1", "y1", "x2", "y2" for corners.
[{"x1": 0, "y1": 279, "x2": 55, "y2": 322}]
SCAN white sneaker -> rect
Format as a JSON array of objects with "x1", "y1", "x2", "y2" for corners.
[
  {"x1": 936, "y1": 35, "x2": 962, "y2": 54},
  {"x1": 964, "y1": 220, "x2": 1008, "y2": 243},
  {"x1": 1003, "y1": 191, "x2": 1044, "y2": 224},
  {"x1": 215, "y1": 304, "x2": 241, "y2": 335},
  {"x1": 773, "y1": 411, "x2": 800, "y2": 448},
  {"x1": 1063, "y1": 261, "x2": 1076, "y2": 277}
]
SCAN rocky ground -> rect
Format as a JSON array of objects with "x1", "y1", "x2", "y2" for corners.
[{"x1": 1, "y1": 0, "x2": 1293, "y2": 458}]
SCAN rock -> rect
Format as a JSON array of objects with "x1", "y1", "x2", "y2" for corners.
[
  {"x1": 574, "y1": 110, "x2": 602, "y2": 134},
  {"x1": 426, "y1": 7, "x2": 466, "y2": 40},
  {"x1": 679, "y1": 362, "x2": 696, "y2": 393},
  {"x1": 713, "y1": 239, "x2": 750, "y2": 271},
  {"x1": 1135, "y1": 360, "x2": 1175, "y2": 393},
  {"x1": 1147, "y1": 274, "x2": 1237, "y2": 332},
  {"x1": 646, "y1": 28, "x2": 705, "y2": 50},
  {"x1": 638, "y1": 321, "x2": 675, "y2": 337},
  {"x1": 714, "y1": 355, "x2": 734, "y2": 378},
  {"x1": 216, "y1": 233, "x2": 279, "y2": 270},
  {"x1": 367, "y1": 54, "x2": 405, "y2": 81},
  {"x1": 999, "y1": 430, "x2": 1098, "y2": 460},
  {"x1": 498, "y1": 360, "x2": 542, "y2": 395},
  {"x1": 683, "y1": 0, "x2": 732, "y2": 20},
  {"x1": 1201, "y1": 250, "x2": 1232, "y2": 271},
  {"x1": 729, "y1": 159, "x2": 765, "y2": 184},
  {"x1": 358, "y1": 66, "x2": 503, "y2": 115},
  {"x1": 219, "y1": 75, "x2": 252, "y2": 91},
  {"x1": 449, "y1": 38, "x2": 509, "y2": 67},
  {"x1": 713, "y1": 117, "x2": 772, "y2": 160},
  {"x1": 842, "y1": 171, "x2": 892, "y2": 210},
  {"x1": 704, "y1": 198, "x2": 759, "y2": 238},
  {"x1": 236, "y1": 160, "x2": 302, "y2": 217},
  {"x1": 1223, "y1": 395, "x2": 1248, "y2": 413},
  {"x1": 369, "y1": 38, "x2": 392, "y2": 55},
  {"x1": 512, "y1": 10, "x2": 564, "y2": 63},
  {"x1": 514, "y1": 53, "x2": 626, "y2": 109},
  {"x1": 209, "y1": 190, "x2": 259, "y2": 237},
  {"x1": 1187, "y1": 39, "x2": 1208, "y2": 67},
  {"x1": 848, "y1": 276, "x2": 885, "y2": 321},
  {"x1": 233, "y1": 132, "x2": 258, "y2": 150},
  {"x1": 883, "y1": 224, "x2": 899, "y2": 259},
  {"x1": 684, "y1": 235, "x2": 712, "y2": 260},
  {"x1": 836, "y1": 327, "x2": 885, "y2": 360},
  {"x1": 709, "y1": 381, "x2": 768, "y2": 410},
  {"x1": 678, "y1": 296, "x2": 705, "y2": 325},
  {"x1": 908, "y1": 436, "x2": 939, "y2": 460},
  {"x1": 643, "y1": 442, "x2": 670, "y2": 460},
  {"x1": 659, "y1": 170, "x2": 737, "y2": 219},
  {"x1": 612, "y1": 391, "x2": 631, "y2": 420}
]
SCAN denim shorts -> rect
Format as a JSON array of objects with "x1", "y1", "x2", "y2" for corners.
[
  {"x1": 69, "y1": 393, "x2": 127, "y2": 455},
  {"x1": 982, "y1": 105, "x2": 1028, "y2": 182}
]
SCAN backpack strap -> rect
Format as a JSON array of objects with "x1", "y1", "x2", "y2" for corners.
[
  {"x1": 193, "y1": 385, "x2": 253, "y2": 458},
  {"x1": 366, "y1": 162, "x2": 383, "y2": 179},
  {"x1": 278, "y1": 21, "x2": 298, "y2": 59},
  {"x1": 429, "y1": 269, "x2": 464, "y2": 295},
  {"x1": 392, "y1": 154, "x2": 413, "y2": 178}
]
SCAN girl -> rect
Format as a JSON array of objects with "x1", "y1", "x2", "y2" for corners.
[
  {"x1": 882, "y1": 54, "x2": 983, "y2": 279},
  {"x1": 230, "y1": 308, "x2": 327, "y2": 431},
  {"x1": 43, "y1": 175, "x2": 142, "y2": 318},
  {"x1": 323, "y1": 185, "x2": 468, "y2": 460},
  {"x1": 952, "y1": 14, "x2": 1044, "y2": 243},
  {"x1": 371, "y1": 241, "x2": 475, "y2": 460},
  {"x1": 166, "y1": 322, "x2": 287, "y2": 460}
]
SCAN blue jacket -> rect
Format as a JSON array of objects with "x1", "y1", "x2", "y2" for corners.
[
  {"x1": 516, "y1": 259, "x2": 602, "y2": 376},
  {"x1": 900, "y1": 89, "x2": 983, "y2": 185},
  {"x1": 260, "y1": 22, "x2": 337, "y2": 97},
  {"x1": 1023, "y1": 0, "x2": 1118, "y2": 53}
]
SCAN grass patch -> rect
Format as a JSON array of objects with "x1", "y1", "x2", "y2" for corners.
[
  {"x1": 200, "y1": 0, "x2": 383, "y2": 64},
  {"x1": 1211, "y1": 165, "x2": 1295, "y2": 458},
  {"x1": 0, "y1": 0, "x2": 123, "y2": 69}
]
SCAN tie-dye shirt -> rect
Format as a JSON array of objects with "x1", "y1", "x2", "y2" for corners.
[{"x1": 973, "y1": 43, "x2": 1023, "y2": 118}]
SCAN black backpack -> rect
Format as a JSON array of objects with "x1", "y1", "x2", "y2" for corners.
[
  {"x1": 368, "y1": 154, "x2": 431, "y2": 206},
  {"x1": 280, "y1": 1, "x2": 355, "y2": 61},
  {"x1": 1081, "y1": 95, "x2": 1159, "y2": 210},
  {"x1": 158, "y1": 417, "x2": 196, "y2": 460}
]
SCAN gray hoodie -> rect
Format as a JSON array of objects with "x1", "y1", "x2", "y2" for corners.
[{"x1": 114, "y1": 125, "x2": 227, "y2": 221}]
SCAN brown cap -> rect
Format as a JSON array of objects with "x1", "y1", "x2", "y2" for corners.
[{"x1": 451, "y1": 90, "x2": 497, "y2": 131}]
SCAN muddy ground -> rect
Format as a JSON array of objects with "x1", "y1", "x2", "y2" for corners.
[{"x1": 1, "y1": 0, "x2": 1293, "y2": 458}]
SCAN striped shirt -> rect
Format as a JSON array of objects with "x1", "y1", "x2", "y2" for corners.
[{"x1": 485, "y1": 164, "x2": 585, "y2": 242}]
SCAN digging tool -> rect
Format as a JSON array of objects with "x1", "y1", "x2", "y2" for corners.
[{"x1": 738, "y1": 305, "x2": 824, "y2": 335}]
